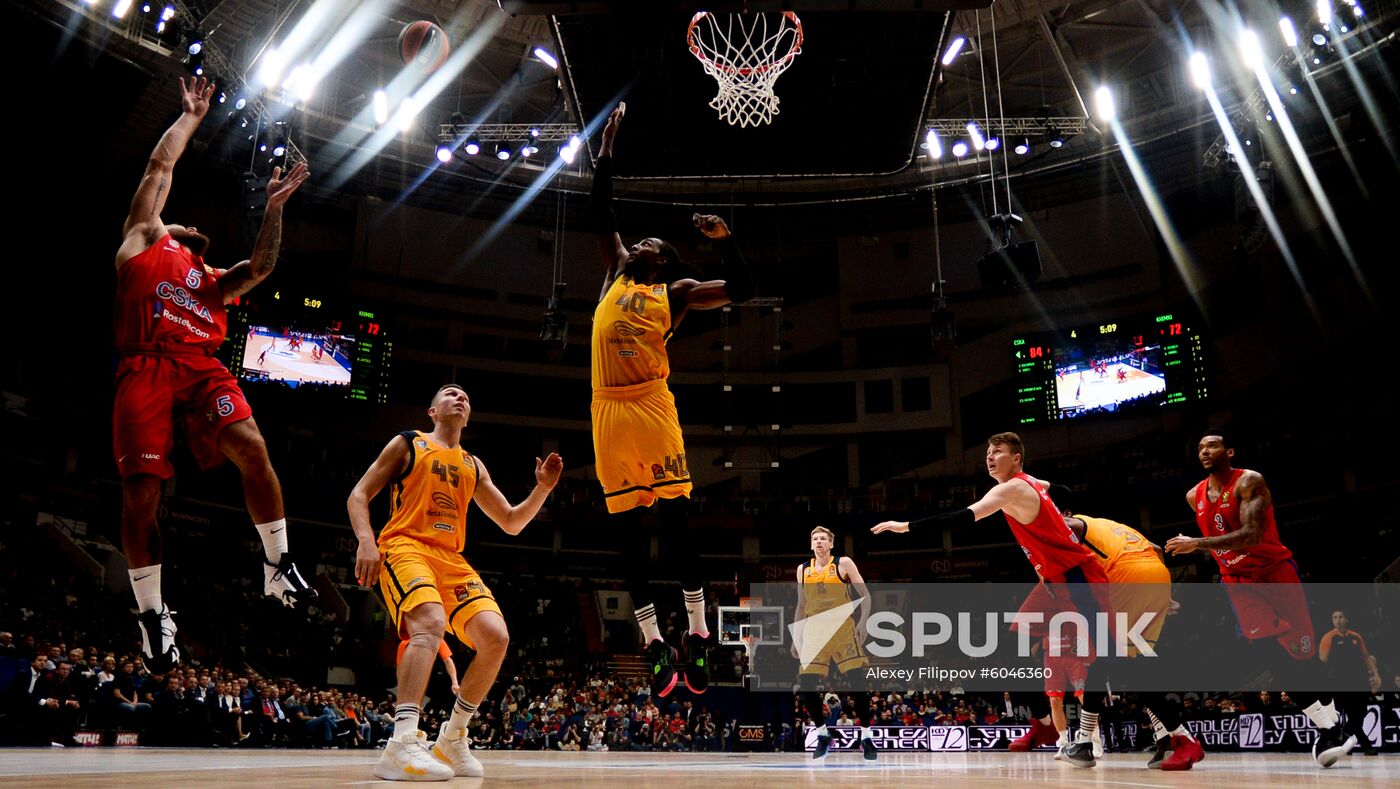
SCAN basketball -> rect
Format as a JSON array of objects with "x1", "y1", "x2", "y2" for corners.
[{"x1": 398, "y1": 20, "x2": 449, "y2": 72}]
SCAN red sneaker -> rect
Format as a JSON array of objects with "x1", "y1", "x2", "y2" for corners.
[
  {"x1": 1160, "y1": 734, "x2": 1206, "y2": 771},
  {"x1": 1009, "y1": 718, "x2": 1059, "y2": 752}
]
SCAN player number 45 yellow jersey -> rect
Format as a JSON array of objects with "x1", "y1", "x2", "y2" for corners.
[{"x1": 377, "y1": 430, "x2": 479, "y2": 554}]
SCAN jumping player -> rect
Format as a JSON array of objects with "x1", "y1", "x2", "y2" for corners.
[
  {"x1": 590, "y1": 102, "x2": 754, "y2": 697},
  {"x1": 791, "y1": 526, "x2": 877, "y2": 761},
  {"x1": 112, "y1": 77, "x2": 315, "y2": 671},
  {"x1": 1166, "y1": 429, "x2": 1354, "y2": 768},
  {"x1": 872, "y1": 433, "x2": 1119, "y2": 767},
  {"x1": 347, "y1": 384, "x2": 562, "y2": 781}
]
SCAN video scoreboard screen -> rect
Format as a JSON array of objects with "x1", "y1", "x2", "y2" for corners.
[
  {"x1": 1012, "y1": 312, "x2": 1207, "y2": 424},
  {"x1": 224, "y1": 291, "x2": 391, "y2": 405}
]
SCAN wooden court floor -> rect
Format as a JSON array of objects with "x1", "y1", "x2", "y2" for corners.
[{"x1": 1, "y1": 747, "x2": 1396, "y2": 787}]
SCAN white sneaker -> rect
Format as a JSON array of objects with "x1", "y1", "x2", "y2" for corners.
[
  {"x1": 1053, "y1": 732, "x2": 1068, "y2": 760},
  {"x1": 432, "y1": 721, "x2": 484, "y2": 777},
  {"x1": 137, "y1": 605, "x2": 180, "y2": 672},
  {"x1": 1091, "y1": 728, "x2": 1104, "y2": 759},
  {"x1": 263, "y1": 553, "x2": 318, "y2": 608},
  {"x1": 373, "y1": 730, "x2": 453, "y2": 782}
]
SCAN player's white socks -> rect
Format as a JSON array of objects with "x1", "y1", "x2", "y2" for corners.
[
  {"x1": 1172, "y1": 724, "x2": 1196, "y2": 741},
  {"x1": 1303, "y1": 700, "x2": 1338, "y2": 730},
  {"x1": 683, "y1": 588, "x2": 707, "y2": 636},
  {"x1": 861, "y1": 726, "x2": 873, "y2": 741},
  {"x1": 447, "y1": 697, "x2": 478, "y2": 733},
  {"x1": 129, "y1": 565, "x2": 163, "y2": 613},
  {"x1": 1075, "y1": 711, "x2": 1099, "y2": 743},
  {"x1": 1147, "y1": 709, "x2": 1168, "y2": 740},
  {"x1": 393, "y1": 703, "x2": 420, "y2": 740},
  {"x1": 814, "y1": 724, "x2": 829, "y2": 737},
  {"x1": 635, "y1": 603, "x2": 662, "y2": 644},
  {"x1": 255, "y1": 519, "x2": 289, "y2": 563}
]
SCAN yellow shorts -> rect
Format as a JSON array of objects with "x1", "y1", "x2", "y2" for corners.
[
  {"x1": 379, "y1": 538, "x2": 501, "y2": 650},
  {"x1": 591, "y1": 379, "x2": 692, "y2": 514},
  {"x1": 1106, "y1": 557, "x2": 1171, "y2": 657},
  {"x1": 798, "y1": 619, "x2": 870, "y2": 677}
]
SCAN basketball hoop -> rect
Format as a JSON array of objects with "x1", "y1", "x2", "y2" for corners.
[{"x1": 686, "y1": 11, "x2": 803, "y2": 128}]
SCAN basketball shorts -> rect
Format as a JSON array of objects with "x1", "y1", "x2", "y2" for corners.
[
  {"x1": 1223, "y1": 560, "x2": 1314, "y2": 660},
  {"x1": 591, "y1": 379, "x2": 692, "y2": 514},
  {"x1": 113, "y1": 353, "x2": 253, "y2": 479},
  {"x1": 1014, "y1": 561, "x2": 1114, "y2": 658},
  {"x1": 379, "y1": 538, "x2": 501, "y2": 650},
  {"x1": 1105, "y1": 557, "x2": 1172, "y2": 658},
  {"x1": 797, "y1": 618, "x2": 869, "y2": 678},
  {"x1": 1044, "y1": 633, "x2": 1090, "y2": 697}
]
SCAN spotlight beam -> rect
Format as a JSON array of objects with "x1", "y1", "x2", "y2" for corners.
[{"x1": 1242, "y1": 32, "x2": 1370, "y2": 302}]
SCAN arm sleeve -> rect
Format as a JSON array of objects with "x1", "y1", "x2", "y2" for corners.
[{"x1": 590, "y1": 157, "x2": 618, "y2": 236}]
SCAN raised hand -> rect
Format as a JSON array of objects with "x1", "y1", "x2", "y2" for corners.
[
  {"x1": 179, "y1": 76, "x2": 215, "y2": 119},
  {"x1": 536, "y1": 452, "x2": 564, "y2": 490},
  {"x1": 266, "y1": 162, "x2": 310, "y2": 209},
  {"x1": 692, "y1": 214, "x2": 731, "y2": 240},
  {"x1": 599, "y1": 102, "x2": 626, "y2": 157}
]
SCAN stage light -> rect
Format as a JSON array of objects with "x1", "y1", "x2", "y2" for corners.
[
  {"x1": 1014, "y1": 138, "x2": 1030, "y2": 155},
  {"x1": 952, "y1": 141, "x2": 969, "y2": 157},
  {"x1": 235, "y1": 97, "x2": 248, "y2": 110},
  {"x1": 372, "y1": 90, "x2": 388, "y2": 125},
  {"x1": 1239, "y1": 30, "x2": 1264, "y2": 70},
  {"x1": 272, "y1": 144, "x2": 287, "y2": 157},
  {"x1": 985, "y1": 137, "x2": 1000, "y2": 151},
  {"x1": 942, "y1": 37, "x2": 966, "y2": 66},
  {"x1": 967, "y1": 122, "x2": 984, "y2": 150},
  {"x1": 160, "y1": 5, "x2": 174, "y2": 21},
  {"x1": 1312, "y1": 32, "x2": 1328, "y2": 45},
  {"x1": 496, "y1": 143, "x2": 512, "y2": 160},
  {"x1": 1317, "y1": 0, "x2": 1333, "y2": 25},
  {"x1": 559, "y1": 134, "x2": 581, "y2": 164},
  {"x1": 464, "y1": 139, "x2": 481, "y2": 156},
  {"x1": 925, "y1": 128, "x2": 943, "y2": 159},
  {"x1": 436, "y1": 145, "x2": 453, "y2": 163},
  {"x1": 112, "y1": 0, "x2": 133, "y2": 18},
  {"x1": 1094, "y1": 86, "x2": 1116, "y2": 122},
  {"x1": 1190, "y1": 51, "x2": 1212, "y2": 90},
  {"x1": 1279, "y1": 16, "x2": 1298, "y2": 47},
  {"x1": 533, "y1": 47, "x2": 559, "y2": 69}
]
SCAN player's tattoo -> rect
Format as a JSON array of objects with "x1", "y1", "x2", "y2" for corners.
[
  {"x1": 152, "y1": 177, "x2": 166, "y2": 220},
  {"x1": 250, "y1": 210, "x2": 282, "y2": 277}
]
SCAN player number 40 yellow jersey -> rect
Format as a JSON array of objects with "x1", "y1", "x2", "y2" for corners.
[{"x1": 591, "y1": 275, "x2": 673, "y2": 389}]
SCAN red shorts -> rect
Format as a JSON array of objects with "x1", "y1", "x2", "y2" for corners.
[
  {"x1": 1044, "y1": 634, "x2": 1091, "y2": 696},
  {"x1": 1223, "y1": 560, "x2": 1315, "y2": 660},
  {"x1": 113, "y1": 353, "x2": 252, "y2": 479}
]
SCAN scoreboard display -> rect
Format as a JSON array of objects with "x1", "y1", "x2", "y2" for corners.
[
  {"x1": 223, "y1": 290, "x2": 391, "y2": 405},
  {"x1": 1012, "y1": 312, "x2": 1207, "y2": 425}
]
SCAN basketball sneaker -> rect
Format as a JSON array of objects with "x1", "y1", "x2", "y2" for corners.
[
  {"x1": 812, "y1": 731, "x2": 833, "y2": 760},
  {"x1": 1146, "y1": 735, "x2": 1173, "y2": 769},
  {"x1": 137, "y1": 605, "x2": 179, "y2": 672},
  {"x1": 1053, "y1": 731, "x2": 1069, "y2": 760},
  {"x1": 1008, "y1": 717, "x2": 1058, "y2": 751},
  {"x1": 1160, "y1": 733, "x2": 1205, "y2": 771},
  {"x1": 1312, "y1": 725, "x2": 1356, "y2": 769},
  {"x1": 264, "y1": 553, "x2": 319, "y2": 608},
  {"x1": 682, "y1": 631, "x2": 711, "y2": 694},
  {"x1": 1059, "y1": 738, "x2": 1096, "y2": 768},
  {"x1": 860, "y1": 733, "x2": 878, "y2": 761},
  {"x1": 646, "y1": 638, "x2": 679, "y2": 698},
  {"x1": 431, "y1": 721, "x2": 483, "y2": 777},
  {"x1": 374, "y1": 729, "x2": 453, "y2": 782},
  {"x1": 1090, "y1": 727, "x2": 1104, "y2": 758}
]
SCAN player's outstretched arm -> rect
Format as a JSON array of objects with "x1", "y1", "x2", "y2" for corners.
[
  {"x1": 474, "y1": 453, "x2": 563, "y2": 535},
  {"x1": 117, "y1": 77, "x2": 216, "y2": 268},
  {"x1": 669, "y1": 214, "x2": 755, "y2": 312},
  {"x1": 592, "y1": 103, "x2": 629, "y2": 291},
  {"x1": 346, "y1": 435, "x2": 410, "y2": 586},
  {"x1": 220, "y1": 163, "x2": 310, "y2": 303},
  {"x1": 871, "y1": 481, "x2": 1020, "y2": 534}
]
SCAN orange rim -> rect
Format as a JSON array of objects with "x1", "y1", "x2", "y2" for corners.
[{"x1": 686, "y1": 11, "x2": 803, "y2": 77}]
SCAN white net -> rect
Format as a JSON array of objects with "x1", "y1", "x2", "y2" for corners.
[{"x1": 686, "y1": 12, "x2": 803, "y2": 128}]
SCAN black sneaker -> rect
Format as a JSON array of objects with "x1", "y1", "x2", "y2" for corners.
[
  {"x1": 1313, "y1": 725, "x2": 1356, "y2": 768},
  {"x1": 812, "y1": 733, "x2": 833, "y2": 760},
  {"x1": 646, "y1": 638, "x2": 679, "y2": 698},
  {"x1": 137, "y1": 605, "x2": 180, "y2": 672},
  {"x1": 1147, "y1": 735, "x2": 1173, "y2": 769},
  {"x1": 264, "y1": 553, "x2": 318, "y2": 608},
  {"x1": 682, "y1": 632, "x2": 711, "y2": 694},
  {"x1": 861, "y1": 736, "x2": 878, "y2": 761},
  {"x1": 1060, "y1": 739, "x2": 1096, "y2": 768}
]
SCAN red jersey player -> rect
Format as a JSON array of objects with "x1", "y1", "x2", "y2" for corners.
[
  {"x1": 112, "y1": 77, "x2": 315, "y2": 671},
  {"x1": 1166, "y1": 430, "x2": 1354, "y2": 768},
  {"x1": 872, "y1": 432, "x2": 1114, "y2": 767}
]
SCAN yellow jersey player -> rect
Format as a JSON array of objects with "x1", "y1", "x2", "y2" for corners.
[
  {"x1": 590, "y1": 102, "x2": 754, "y2": 698},
  {"x1": 792, "y1": 526, "x2": 876, "y2": 761},
  {"x1": 347, "y1": 384, "x2": 562, "y2": 781}
]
